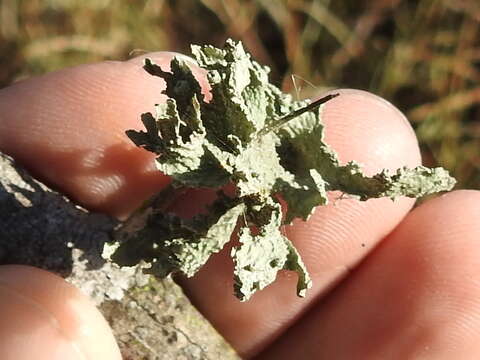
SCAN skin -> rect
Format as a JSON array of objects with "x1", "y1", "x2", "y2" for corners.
[{"x1": 0, "y1": 52, "x2": 479, "y2": 360}]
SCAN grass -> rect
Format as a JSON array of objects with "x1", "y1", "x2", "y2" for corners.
[{"x1": 1, "y1": 0, "x2": 478, "y2": 189}]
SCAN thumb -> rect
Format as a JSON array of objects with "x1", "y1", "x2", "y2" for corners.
[{"x1": 0, "y1": 265, "x2": 121, "y2": 360}]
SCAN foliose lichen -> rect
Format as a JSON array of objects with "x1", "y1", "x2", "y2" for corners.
[{"x1": 108, "y1": 39, "x2": 455, "y2": 301}]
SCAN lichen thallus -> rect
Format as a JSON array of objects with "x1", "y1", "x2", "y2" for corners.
[{"x1": 111, "y1": 40, "x2": 455, "y2": 301}]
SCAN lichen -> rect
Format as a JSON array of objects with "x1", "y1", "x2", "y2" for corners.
[{"x1": 108, "y1": 39, "x2": 455, "y2": 301}]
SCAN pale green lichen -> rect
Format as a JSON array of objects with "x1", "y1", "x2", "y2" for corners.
[{"x1": 110, "y1": 39, "x2": 456, "y2": 301}]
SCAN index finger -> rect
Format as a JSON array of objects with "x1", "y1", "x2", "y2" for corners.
[{"x1": 0, "y1": 53, "x2": 208, "y2": 219}]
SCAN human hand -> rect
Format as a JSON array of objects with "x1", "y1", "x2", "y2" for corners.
[{"x1": 0, "y1": 53, "x2": 478, "y2": 359}]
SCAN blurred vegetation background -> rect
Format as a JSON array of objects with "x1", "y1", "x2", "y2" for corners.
[{"x1": 1, "y1": 0, "x2": 479, "y2": 189}]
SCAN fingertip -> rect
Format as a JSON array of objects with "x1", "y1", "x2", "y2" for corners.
[
  {"x1": 0, "y1": 265, "x2": 121, "y2": 360},
  {"x1": 321, "y1": 89, "x2": 421, "y2": 173},
  {"x1": 389, "y1": 189, "x2": 480, "y2": 269}
]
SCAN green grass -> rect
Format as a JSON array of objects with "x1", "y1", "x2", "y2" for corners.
[{"x1": 1, "y1": 0, "x2": 478, "y2": 189}]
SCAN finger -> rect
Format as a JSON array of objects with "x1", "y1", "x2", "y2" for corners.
[
  {"x1": 0, "y1": 52, "x2": 208, "y2": 219},
  {"x1": 0, "y1": 265, "x2": 120, "y2": 360},
  {"x1": 178, "y1": 89, "x2": 422, "y2": 357},
  {"x1": 258, "y1": 190, "x2": 480, "y2": 360}
]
